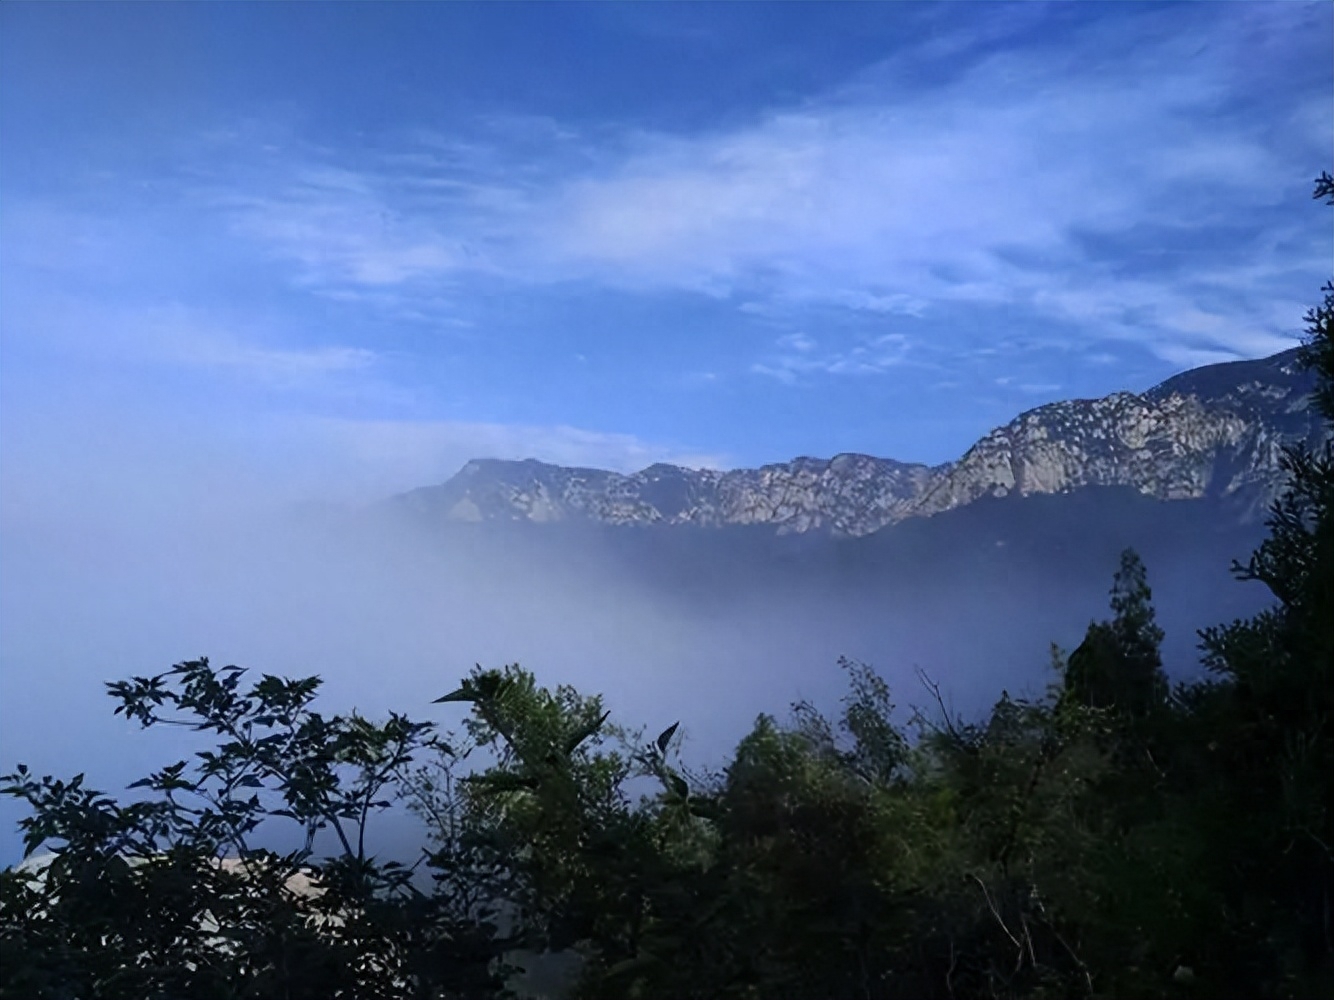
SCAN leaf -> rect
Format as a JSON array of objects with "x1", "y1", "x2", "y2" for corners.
[
  {"x1": 604, "y1": 952, "x2": 661, "y2": 981},
  {"x1": 563, "y1": 710, "x2": 611, "y2": 757},
  {"x1": 433, "y1": 686, "x2": 475, "y2": 704},
  {"x1": 423, "y1": 736, "x2": 455, "y2": 757},
  {"x1": 668, "y1": 774, "x2": 689, "y2": 800},
  {"x1": 656, "y1": 721, "x2": 680, "y2": 755}
]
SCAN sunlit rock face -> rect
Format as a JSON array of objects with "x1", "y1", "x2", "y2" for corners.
[
  {"x1": 395, "y1": 348, "x2": 1326, "y2": 536},
  {"x1": 395, "y1": 454, "x2": 939, "y2": 535},
  {"x1": 916, "y1": 349, "x2": 1323, "y2": 522}
]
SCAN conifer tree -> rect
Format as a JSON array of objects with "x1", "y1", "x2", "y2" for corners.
[{"x1": 1064, "y1": 548, "x2": 1167, "y2": 717}]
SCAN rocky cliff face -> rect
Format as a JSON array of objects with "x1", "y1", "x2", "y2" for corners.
[
  {"x1": 395, "y1": 453, "x2": 941, "y2": 535},
  {"x1": 395, "y1": 347, "x2": 1326, "y2": 536},
  {"x1": 914, "y1": 349, "x2": 1324, "y2": 521}
]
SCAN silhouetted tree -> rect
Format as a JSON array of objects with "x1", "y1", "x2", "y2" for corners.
[
  {"x1": 1064, "y1": 548, "x2": 1167, "y2": 718},
  {"x1": 1186, "y1": 170, "x2": 1334, "y2": 996},
  {"x1": 0, "y1": 659, "x2": 517, "y2": 1000}
]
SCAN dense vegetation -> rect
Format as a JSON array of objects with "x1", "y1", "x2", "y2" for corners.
[{"x1": 3, "y1": 175, "x2": 1331, "y2": 999}]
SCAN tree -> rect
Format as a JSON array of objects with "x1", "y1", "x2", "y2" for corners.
[
  {"x1": 1185, "y1": 170, "x2": 1334, "y2": 997},
  {"x1": 1063, "y1": 548, "x2": 1167, "y2": 718},
  {"x1": 0, "y1": 658, "x2": 517, "y2": 1000}
]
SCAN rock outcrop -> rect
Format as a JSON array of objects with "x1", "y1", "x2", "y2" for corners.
[{"x1": 395, "y1": 347, "x2": 1326, "y2": 536}]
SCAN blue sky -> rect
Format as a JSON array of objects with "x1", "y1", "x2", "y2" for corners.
[{"x1": 2, "y1": 1, "x2": 1331, "y2": 513}]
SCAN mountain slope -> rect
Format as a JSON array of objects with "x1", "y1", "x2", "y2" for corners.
[
  {"x1": 395, "y1": 347, "x2": 1324, "y2": 535},
  {"x1": 915, "y1": 348, "x2": 1321, "y2": 522}
]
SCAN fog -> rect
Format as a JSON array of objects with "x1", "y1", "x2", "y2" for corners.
[{"x1": 0, "y1": 406, "x2": 1274, "y2": 866}]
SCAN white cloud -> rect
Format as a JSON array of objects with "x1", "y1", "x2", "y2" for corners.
[
  {"x1": 5, "y1": 297, "x2": 383, "y2": 394},
  {"x1": 824, "y1": 290, "x2": 929, "y2": 316},
  {"x1": 776, "y1": 332, "x2": 816, "y2": 353},
  {"x1": 302, "y1": 417, "x2": 729, "y2": 501},
  {"x1": 222, "y1": 174, "x2": 470, "y2": 289},
  {"x1": 1150, "y1": 345, "x2": 1254, "y2": 370},
  {"x1": 149, "y1": 317, "x2": 377, "y2": 383},
  {"x1": 1, "y1": 388, "x2": 727, "y2": 535},
  {"x1": 1025, "y1": 275, "x2": 1304, "y2": 362},
  {"x1": 194, "y1": 5, "x2": 1325, "y2": 375},
  {"x1": 752, "y1": 331, "x2": 912, "y2": 383},
  {"x1": 18, "y1": 5, "x2": 1318, "y2": 388}
]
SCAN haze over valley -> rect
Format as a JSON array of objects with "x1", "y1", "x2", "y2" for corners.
[{"x1": 0, "y1": 344, "x2": 1314, "y2": 862}]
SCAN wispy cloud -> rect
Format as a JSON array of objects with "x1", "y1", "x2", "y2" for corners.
[
  {"x1": 170, "y1": 335, "x2": 376, "y2": 384},
  {"x1": 1, "y1": 390, "x2": 729, "y2": 536},
  {"x1": 751, "y1": 332, "x2": 912, "y2": 384},
  {"x1": 4, "y1": 296, "x2": 382, "y2": 395},
  {"x1": 301, "y1": 417, "x2": 730, "y2": 500},
  {"x1": 527, "y1": 14, "x2": 1323, "y2": 359},
  {"x1": 190, "y1": 4, "x2": 1326, "y2": 371},
  {"x1": 3, "y1": 1, "x2": 1325, "y2": 477},
  {"x1": 219, "y1": 166, "x2": 472, "y2": 289}
]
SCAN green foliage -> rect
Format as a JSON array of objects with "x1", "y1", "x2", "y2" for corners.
[
  {"x1": 1, "y1": 659, "x2": 517, "y2": 1000},
  {"x1": 1303, "y1": 171, "x2": 1334, "y2": 422}
]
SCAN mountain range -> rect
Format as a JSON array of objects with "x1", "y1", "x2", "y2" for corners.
[{"x1": 394, "y1": 347, "x2": 1325, "y2": 536}]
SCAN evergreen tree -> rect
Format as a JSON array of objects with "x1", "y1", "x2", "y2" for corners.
[{"x1": 1064, "y1": 548, "x2": 1168, "y2": 717}]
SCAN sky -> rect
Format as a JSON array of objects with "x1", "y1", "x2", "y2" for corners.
[
  {"x1": 2, "y1": 1, "x2": 1331, "y2": 517},
  {"x1": 0, "y1": 2, "x2": 1331, "y2": 862}
]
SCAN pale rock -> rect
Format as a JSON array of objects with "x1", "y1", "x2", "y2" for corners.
[{"x1": 394, "y1": 348, "x2": 1327, "y2": 536}]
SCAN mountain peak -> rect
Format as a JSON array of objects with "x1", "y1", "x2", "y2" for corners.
[{"x1": 396, "y1": 348, "x2": 1326, "y2": 535}]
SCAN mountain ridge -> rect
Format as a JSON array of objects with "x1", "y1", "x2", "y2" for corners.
[{"x1": 394, "y1": 347, "x2": 1325, "y2": 536}]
